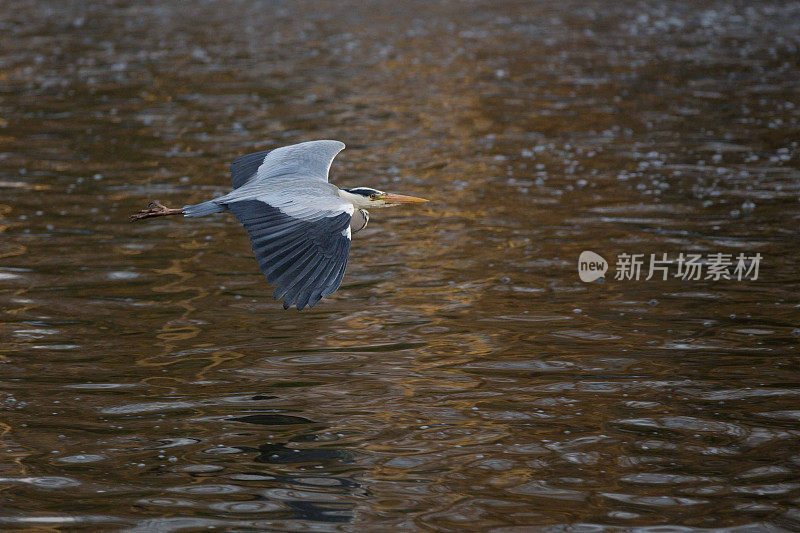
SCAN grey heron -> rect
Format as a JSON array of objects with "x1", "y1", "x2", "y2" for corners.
[{"x1": 130, "y1": 140, "x2": 428, "y2": 310}]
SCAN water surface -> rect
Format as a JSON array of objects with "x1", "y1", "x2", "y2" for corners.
[{"x1": 1, "y1": 1, "x2": 799, "y2": 530}]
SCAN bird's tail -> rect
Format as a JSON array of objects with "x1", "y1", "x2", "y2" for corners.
[{"x1": 182, "y1": 200, "x2": 226, "y2": 217}]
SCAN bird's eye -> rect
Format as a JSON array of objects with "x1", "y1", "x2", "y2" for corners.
[{"x1": 369, "y1": 194, "x2": 377, "y2": 200}]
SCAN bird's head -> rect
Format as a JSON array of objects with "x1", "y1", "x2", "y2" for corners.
[{"x1": 340, "y1": 187, "x2": 428, "y2": 209}]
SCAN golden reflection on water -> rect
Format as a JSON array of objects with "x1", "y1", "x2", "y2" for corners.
[{"x1": 0, "y1": 0, "x2": 799, "y2": 530}]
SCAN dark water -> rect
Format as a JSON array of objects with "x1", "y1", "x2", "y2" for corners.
[{"x1": 1, "y1": 1, "x2": 800, "y2": 530}]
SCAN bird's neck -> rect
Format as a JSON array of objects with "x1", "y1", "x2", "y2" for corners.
[{"x1": 338, "y1": 189, "x2": 372, "y2": 208}]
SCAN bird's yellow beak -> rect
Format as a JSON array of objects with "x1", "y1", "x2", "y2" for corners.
[{"x1": 379, "y1": 193, "x2": 429, "y2": 204}]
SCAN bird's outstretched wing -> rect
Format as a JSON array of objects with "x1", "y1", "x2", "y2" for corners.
[
  {"x1": 230, "y1": 140, "x2": 345, "y2": 189},
  {"x1": 227, "y1": 194, "x2": 353, "y2": 310}
]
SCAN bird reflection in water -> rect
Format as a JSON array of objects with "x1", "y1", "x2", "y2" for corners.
[{"x1": 228, "y1": 412, "x2": 359, "y2": 524}]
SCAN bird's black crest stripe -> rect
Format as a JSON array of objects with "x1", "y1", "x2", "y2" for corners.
[{"x1": 345, "y1": 187, "x2": 382, "y2": 197}]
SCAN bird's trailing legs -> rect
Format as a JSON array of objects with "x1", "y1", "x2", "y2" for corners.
[{"x1": 129, "y1": 201, "x2": 184, "y2": 222}]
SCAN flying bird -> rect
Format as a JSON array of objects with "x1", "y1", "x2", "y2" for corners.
[{"x1": 130, "y1": 140, "x2": 428, "y2": 310}]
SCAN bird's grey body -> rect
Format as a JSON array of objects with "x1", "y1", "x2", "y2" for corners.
[
  {"x1": 183, "y1": 141, "x2": 349, "y2": 219},
  {"x1": 170, "y1": 140, "x2": 425, "y2": 310}
]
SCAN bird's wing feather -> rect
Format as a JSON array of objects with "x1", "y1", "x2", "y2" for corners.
[
  {"x1": 227, "y1": 192, "x2": 353, "y2": 310},
  {"x1": 229, "y1": 140, "x2": 345, "y2": 189},
  {"x1": 230, "y1": 149, "x2": 273, "y2": 189}
]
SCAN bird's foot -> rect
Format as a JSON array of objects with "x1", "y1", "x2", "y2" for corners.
[{"x1": 129, "y1": 201, "x2": 184, "y2": 222}]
